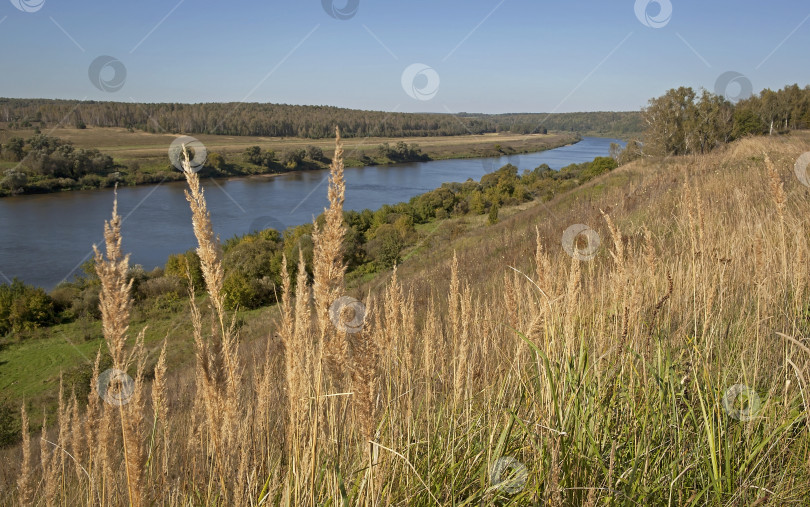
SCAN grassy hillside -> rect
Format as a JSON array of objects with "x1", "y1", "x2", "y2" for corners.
[{"x1": 2, "y1": 131, "x2": 810, "y2": 505}]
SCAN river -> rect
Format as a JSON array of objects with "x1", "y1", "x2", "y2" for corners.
[{"x1": 0, "y1": 136, "x2": 623, "y2": 289}]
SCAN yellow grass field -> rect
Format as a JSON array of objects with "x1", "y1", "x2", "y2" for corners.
[{"x1": 0, "y1": 124, "x2": 576, "y2": 165}]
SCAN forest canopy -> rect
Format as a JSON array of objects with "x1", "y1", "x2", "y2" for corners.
[{"x1": 0, "y1": 98, "x2": 642, "y2": 138}]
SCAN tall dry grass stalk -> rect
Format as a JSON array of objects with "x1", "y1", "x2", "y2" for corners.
[
  {"x1": 313, "y1": 126, "x2": 348, "y2": 348},
  {"x1": 93, "y1": 190, "x2": 148, "y2": 507},
  {"x1": 766, "y1": 153, "x2": 788, "y2": 284},
  {"x1": 93, "y1": 195, "x2": 133, "y2": 369},
  {"x1": 535, "y1": 225, "x2": 551, "y2": 292},
  {"x1": 151, "y1": 340, "x2": 169, "y2": 479},
  {"x1": 17, "y1": 404, "x2": 33, "y2": 507},
  {"x1": 180, "y1": 145, "x2": 245, "y2": 501}
]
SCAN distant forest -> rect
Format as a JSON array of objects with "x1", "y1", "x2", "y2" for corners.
[{"x1": 0, "y1": 98, "x2": 642, "y2": 138}]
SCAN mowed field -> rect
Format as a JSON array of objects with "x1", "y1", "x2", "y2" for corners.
[{"x1": 0, "y1": 124, "x2": 577, "y2": 167}]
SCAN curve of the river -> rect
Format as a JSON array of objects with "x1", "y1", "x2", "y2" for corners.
[{"x1": 0, "y1": 136, "x2": 623, "y2": 288}]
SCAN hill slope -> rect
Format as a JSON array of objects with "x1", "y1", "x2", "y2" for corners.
[{"x1": 2, "y1": 132, "x2": 810, "y2": 505}]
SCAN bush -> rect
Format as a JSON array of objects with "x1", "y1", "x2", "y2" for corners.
[
  {"x1": 0, "y1": 279, "x2": 56, "y2": 336},
  {"x1": 305, "y1": 145, "x2": 324, "y2": 161},
  {"x1": 1, "y1": 170, "x2": 27, "y2": 192},
  {"x1": 165, "y1": 250, "x2": 205, "y2": 290},
  {"x1": 581, "y1": 156, "x2": 618, "y2": 180},
  {"x1": 70, "y1": 288, "x2": 101, "y2": 320},
  {"x1": 78, "y1": 173, "x2": 103, "y2": 188},
  {"x1": 222, "y1": 271, "x2": 275, "y2": 310},
  {"x1": 488, "y1": 203, "x2": 499, "y2": 225},
  {"x1": 281, "y1": 149, "x2": 306, "y2": 169},
  {"x1": 207, "y1": 152, "x2": 226, "y2": 170},
  {"x1": 366, "y1": 224, "x2": 404, "y2": 268},
  {"x1": 138, "y1": 276, "x2": 184, "y2": 300},
  {"x1": 0, "y1": 401, "x2": 20, "y2": 447},
  {"x1": 50, "y1": 285, "x2": 81, "y2": 320}
]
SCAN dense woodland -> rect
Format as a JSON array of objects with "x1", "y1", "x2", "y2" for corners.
[
  {"x1": 642, "y1": 83, "x2": 810, "y2": 155},
  {"x1": 0, "y1": 98, "x2": 642, "y2": 138}
]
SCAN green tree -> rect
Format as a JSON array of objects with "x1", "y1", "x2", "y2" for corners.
[
  {"x1": 732, "y1": 108, "x2": 766, "y2": 138},
  {"x1": 281, "y1": 149, "x2": 305, "y2": 169},
  {"x1": 689, "y1": 90, "x2": 733, "y2": 153},
  {"x1": 207, "y1": 152, "x2": 226, "y2": 170},
  {"x1": 488, "y1": 203, "x2": 499, "y2": 225},
  {"x1": 616, "y1": 140, "x2": 643, "y2": 165},
  {"x1": 0, "y1": 279, "x2": 56, "y2": 335},
  {"x1": 243, "y1": 146, "x2": 262, "y2": 165},
  {"x1": 261, "y1": 150, "x2": 276, "y2": 168},
  {"x1": 2, "y1": 137, "x2": 25, "y2": 161},
  {"x1": 366, "y1": 224, "x2": 403, "y2": 268},
  {"x1": 642, "y1": 86, "x2": 697, "y2": 156},
  {"x1": 305, "y1": 145, "x2": 324, "y2": 160},
  {"x1": 469, "y1": 191, "x2": 486, "y2": 214},
  {"x1": 1, "y1": 170, "x2": 27, "y2": 192},
  {"x1": 165, "y1": 250, "x2": 204, "y2": 290}
]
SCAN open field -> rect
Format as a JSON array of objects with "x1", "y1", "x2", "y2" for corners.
[
  {"x1": 0, "y1": 124, "x2": 578, "y2": 167},
  {"x1": 2, "y1": 131, "x2": 810, "y2": 504}
]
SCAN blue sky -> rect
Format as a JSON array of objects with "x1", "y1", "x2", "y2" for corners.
[{"x1": 0, "y1": 0, "x2": 808, "y2": 113}]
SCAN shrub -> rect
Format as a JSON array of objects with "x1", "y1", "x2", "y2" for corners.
[
  {"x1": 0, "y1": 279, "x2": 56, "y2": 336},
  {"x1": 138, "y1": 276, "x2": 184, "y2": 300},
  {"x1": 305, "y1": 145, "x2": 324, "y2": 160},
  {"x1": 165, "y1": 250, "x2": 205, "y2": 290},
  {"x1": 1, "y1": 170, "x2": 27, "y2": 192},
  {"x1": 207, "y1": 152, "x2": 226, "y2": 170},
  {"x1": 581, "y1": 156, "x2": 618, "y2": 180},
  {"x1": 488, "y1": 202, "x2": 499, "y2": 224},
  {"x1": 0, "y1": 401, "x2": 20, "y2": 447},
  {"x1": 50, "y1": 285, "x2": 81, "y2": 320},
  {"x1": 222, "y1": 271, "x2": 274, "y2": 310},
  {"x1": 281, "y1": 148, "x2": 306, "y2": 169},
  {"x1": 365, "y1": 224, "x2": 404, "y2": 268},
  {"x1": 78, "y1": 173, "x2": 103, "y2": 188},
  {"x1": 70, "y1": 288, "x2": 101, "y2": 320}
]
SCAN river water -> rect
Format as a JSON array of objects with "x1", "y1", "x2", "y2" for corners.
[{"x1": 0, "y1": 136, "x2": 622, "y2": 289}]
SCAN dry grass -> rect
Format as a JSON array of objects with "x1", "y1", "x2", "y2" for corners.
[
  {"x1": 0, "y1": 123, "x2": 574, "y2": 166},
  {"x1": 5, "y1": 132, "x2": 810, "y2": 505}
]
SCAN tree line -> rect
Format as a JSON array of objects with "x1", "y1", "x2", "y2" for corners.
[
  {"x1": 0, "y1": 98, "x2": 642, "y2": 138},
  {"x1": 0, "y1": 134, "x2": 432, "y2": 196},
  {"x1": 641, "y1": 83, "x2": 810, "y2": 156},
  {"x1": 0, "y1": 134, "x2": 116, "y2": 194}
]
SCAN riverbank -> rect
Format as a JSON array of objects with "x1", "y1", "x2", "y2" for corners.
[
  {"x1": 0, "y1": 148, "x2": 622, "y2": 438},
  {"x1": 0, "y1": 136, "x2": 620, "y2": 290},
  {"x1": 0, "y1": 126, "x2": 579, "y2": 197}
]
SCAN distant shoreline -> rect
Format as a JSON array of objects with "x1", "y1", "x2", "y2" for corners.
[{"x1": 0, "y1": 130, "x2": 583, "y2": 198}]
